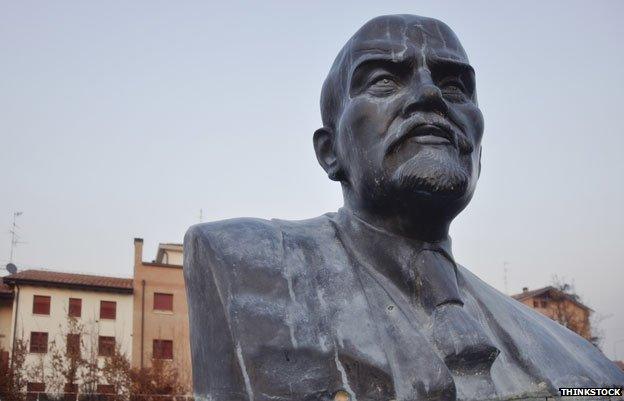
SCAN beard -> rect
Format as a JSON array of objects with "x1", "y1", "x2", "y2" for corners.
[{"x1": 390, "y1": 148, "x2": 470, "y2": 198}]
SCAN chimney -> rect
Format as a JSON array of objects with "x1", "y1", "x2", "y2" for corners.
[
  {"x1": 134, "y1": 238, "x2": 144, "y2": 271},
  {"x1": 522, "y1": 287, "x2": 529, "y2": 293}
]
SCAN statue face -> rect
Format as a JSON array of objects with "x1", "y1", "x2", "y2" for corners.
[{"x1": 325, "y1": 15, "x2": 484, "y2": 215}]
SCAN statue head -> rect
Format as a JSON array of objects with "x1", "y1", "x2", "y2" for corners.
[{"x1": 314, "y1": 15, "x2": 484, "y2": 234}]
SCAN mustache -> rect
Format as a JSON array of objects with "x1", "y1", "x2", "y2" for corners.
[{"x1": 384, "y1": 114, "x2": 474, "y2": 155}]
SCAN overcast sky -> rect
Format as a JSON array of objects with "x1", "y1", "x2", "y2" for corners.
[{"x1": 1, "y1": 0, "x2": 623, "y2": 360}]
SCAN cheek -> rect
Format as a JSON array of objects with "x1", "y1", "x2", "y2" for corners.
[
  {"x1": 337, "y1": 98, "x2": 394, "y2": 155},
  {"x1": 465, "y1": 106, "x2": 484, "y2": 145}
]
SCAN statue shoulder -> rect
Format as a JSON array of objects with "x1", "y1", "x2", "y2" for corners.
[
  {"x1": 184, "y1": 214, "x2": 338, "y2": 284},
  {"x1": 184, "y1": 217, "x2": 284, "y2": 264}
]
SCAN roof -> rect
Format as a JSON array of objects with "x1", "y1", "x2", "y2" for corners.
[
  {"x1": 2, "y1": 269, "x2": 133, "y2": 294},
  {"x1": 512, "y1": 286, "x2": 592, "y2": 312},
  {"x1": 0, "y1": 282, "x2": 13, "y2": 299}
]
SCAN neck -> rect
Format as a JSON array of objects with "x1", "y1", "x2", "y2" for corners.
[{"x1": 343, "y1": 193, "x2": 453, "y2": 242}]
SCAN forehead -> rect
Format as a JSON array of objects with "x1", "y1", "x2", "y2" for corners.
[{"x1": 348, "y1": 15, "x2": 469, "y2": 65}]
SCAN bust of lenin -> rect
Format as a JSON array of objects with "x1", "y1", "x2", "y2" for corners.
[{"x1": 184, "y1": 15, "x2": 624, "y2": 401}]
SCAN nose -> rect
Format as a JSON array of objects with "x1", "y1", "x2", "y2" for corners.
[{"x1": 401, "y1": 70, "x2": 448, "y2": 117}]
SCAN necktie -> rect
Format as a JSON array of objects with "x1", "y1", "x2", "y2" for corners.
[{"x1": 413, "y1": 248, "x2": 499, "y2": 374}]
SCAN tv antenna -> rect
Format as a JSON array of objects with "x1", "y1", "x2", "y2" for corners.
[{"x1": 8, "y1": 211, "x2": 24, "y2": 263}]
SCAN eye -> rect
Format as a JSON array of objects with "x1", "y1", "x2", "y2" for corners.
[
  {"x1": 439, "y1": 80, "x2": 468, "y2": 102},
  {"x1": 366, "y1": 75, "x2": 399, "y2": 97}
]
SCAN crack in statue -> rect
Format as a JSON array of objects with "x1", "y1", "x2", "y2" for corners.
[{"x1": 184, "y1": 14, "x2": 624, "y2": 401}]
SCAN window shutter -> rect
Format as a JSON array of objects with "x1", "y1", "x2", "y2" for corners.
[
  {"x1": 98, "y1": 336, "x2": 115, "y2": 357},
  {"x1": 27, "y1": 382, "x2": 45, "y2": 392},
  {"x1": 29, "y1": 332, "x2": 48, "y2": 353},
  {"x1": 67, "y1": 334, "x2": 80, "y2": 356},
  {"x1": 153, "y1": 339, "x2": 173, "y2": 359},
  {"x1": 154, "y1": 293, "x2": 173, "y2": 311},
  {"x1": 33, "y1": 295, "x2": 51, "y2": 315},
  {"x1": 68, "y1": 298, "x2": 82, "y2": 317},
  {"x1": 97, "y1": 384, "x2": 115, "y2": 394},
  {"x1": 99, "y1": 301, "x2": 116, "y2": 320}
]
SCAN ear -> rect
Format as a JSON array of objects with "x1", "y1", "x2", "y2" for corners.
[
  {"x1": 313, "y1": 127, "x2": 344, "y2": 182},
  {"x1": 477, "y1": 147, "x2": 482, "y2": 178}
]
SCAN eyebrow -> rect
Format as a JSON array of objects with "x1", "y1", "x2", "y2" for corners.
[
  {"x1": 428, "y1": 56, "x2": 474, "y2": 75},
  {"x1": 348, "y1": 53, "x2": 474, "y2": 84},
  {"x1": 349, "y1": 54, "x2": 412, "y2": 82}
]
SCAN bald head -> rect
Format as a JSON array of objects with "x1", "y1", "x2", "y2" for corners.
[{"x1": 321, "y1": 14, "x2": 470, "y2": 129}]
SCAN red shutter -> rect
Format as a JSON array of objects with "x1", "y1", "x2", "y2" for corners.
[
  {"x1": 97, "y1": 384, "x2": 115, "y2": 394},
  {"x1": 29, "y1": 332, "x2": 48, "y2": 353},
  {"x1": 152, "y1": 340, "x2": 173, "y2": 359},
  {"x1": 66, "y1": 334, "x2": 80, "y2": 356},
  {"x1": 99, "y1": 301, "x2": 116, "y2": 320},
  {"x1": 33, "y1": 295, "x2": 51, "y2": 315},
  {"x1": 64, "y1": 383, "x2": 78, "y2": 401},
  {"x1": 27, "y1": 382, "x2": 45, "y2": 391},
  {"x1": 26, "y1": 381, "x2": 46, "y2": 401},
  {"x1": 68, "y1": 298, "x2": 82, "y2": 317},
  {"x1": 98, "y1": 336, "x2": 115, "y2": 357},
  {"x1": 163, "y1": 340, "x2": 173, "y2": 359},
  {"x1": 153, "y1": 293, "x2": 173, "y2": 311},
  {"x1": 0, "y1": 351, "x2": 8, "y2": 371},
  {"x1": 153, "y1": 339, "x2": 173, "y2": 359}
]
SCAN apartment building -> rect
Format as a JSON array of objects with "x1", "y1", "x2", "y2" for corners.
[
  {"x1": 512, "y1": 286, "x2": 592, "y2": 340},
  {"x1": 132, "y1": 239, "x2": 191, "y2": 391},
  {"x1": 2, "y1": 269, "x2": 133, "y2": 395},
  {"x1": 0, "y1": 282, "x2": 13, "y2": 368}
]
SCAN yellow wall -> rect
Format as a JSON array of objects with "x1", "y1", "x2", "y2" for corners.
[
  {"x1": 132, "y1": 239, "x2": 191, "y2": 392},
  {"x1": 0, "y1": 298, "x2": 13, "y2": 350}
]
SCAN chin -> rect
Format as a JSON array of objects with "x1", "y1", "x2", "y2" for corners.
[{"x1": 391, "y1": 154, "x2": 471, "y2": 200}]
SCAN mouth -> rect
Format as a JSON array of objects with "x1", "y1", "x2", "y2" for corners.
[
  {"x1": 385, "y1": 116, "x2": 473, "y2": 156},
  {"x1": 403, "y1": 124, "x2": 457, "y2": 147},
  {"x1": 386, "y1": 121, "x2": 458, "y2": 155}
]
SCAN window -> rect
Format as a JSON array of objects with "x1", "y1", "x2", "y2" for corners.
[
  {"x1": 100, "y1": 301, "x2": 116, "y2": 320},
  {"x1": 1, "y1": 351, "x2": 8, "y2": 371},
  {"x1": 68, "y1": 298, "x2": 82, "y2": 317},
  {"x1": 98, "y1": 336, "x2": 115, "y2": 357},
  {"x1": 33, "y1": 295, "x2": 51, "y2": 315},
  {"x1": 64, "y1": 383, "x2": 78, "y2": 400},
  {"x1": 29, "y1": 332, "x2": 48, "y2": 353},
  {"x1": 97, "y1": 384, "x2": 115, "y2": 394},
  {"x1": 27, "y1": 382, "x2": 45, "y2": 400},
  {"x1": 533, "y1": 300, "x2": 539, "y2": 308},
  {"x1": 67, "y1": 334, "x2": 80, "y2": 356},
  {"x1": 153, "y1": 339, "x2": 173, "y2": 359},
  {"x1": 27, "y1": 382, "x2": 45, "y2": 392},
  {"x1": 541, "y1": 300, "x2": 548, "y2": 308},
  {"x1": 154, "y1": 293, "x2": 173, "y2": 311}
]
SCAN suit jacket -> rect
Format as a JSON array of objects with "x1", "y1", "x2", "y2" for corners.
[{"x1": 183, "y1": 209, "x2": 624, "y2": 401}]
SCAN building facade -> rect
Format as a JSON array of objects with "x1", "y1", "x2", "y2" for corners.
[
  {"x1": 2, "y1": 270, "x2": 133, "y2": 396},
  {"x1": 0, "y1": 283, "x2": 14, "y2": 369},
  {"x1": 131, "y1": 239, "x2": 191, "y2": 391},
  {"x1": 512, "y1": 286, "x2": 592, "y2": 340}
]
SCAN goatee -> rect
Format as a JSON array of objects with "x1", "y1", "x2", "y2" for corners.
[{"x1": 391, "y1": 149, "x2": 469, "y2": 197}]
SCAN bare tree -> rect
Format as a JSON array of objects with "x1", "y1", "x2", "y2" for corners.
[
  {"x1": 101, "y1": 344, "x2": 132, "y2": 401},
  {"x1": 0, "y1": 339, "x2": 28, "y2": 401},
  {"x1": 79, "y1": 319, "x2": 102, "y2": 398},
  {"x1": 130, "y1": 358, "x2": 187, "y2": 400},
  {"x1": 47, "y1": 316, "x2": 88, "y2": 399},
  {"x1": 550, "y1": 275, "x2": 600, "y2": 348}
]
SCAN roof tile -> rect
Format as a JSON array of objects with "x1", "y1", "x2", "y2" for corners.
[{"x1": 3, "y1": 269, "x2": 132, "y2": 293}]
